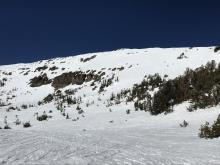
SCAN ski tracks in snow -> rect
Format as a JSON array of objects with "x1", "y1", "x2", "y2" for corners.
[{"x1": 1, "y1": 127, "x2": 220, "y2": 165}]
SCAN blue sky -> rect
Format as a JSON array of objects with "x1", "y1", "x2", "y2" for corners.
[{"x1": 0, "y1": 0, "x2": 220, "y2": 65}]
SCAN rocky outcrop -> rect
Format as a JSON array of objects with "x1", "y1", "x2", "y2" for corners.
[
  {"x1": 49, "y1": 66, "x2": 59, "y2": 71},
  {"x1": 80, "y1": 55, "x2": 96, "y2": 63},
  {"x1": 52, "y1": 71, "x2": 102, "y2": 89},
  {"x1": 35, "y1": 65, "x2": 48, "y2": 72},
  {"x1": 29, "y1": 74, "x2": 52, "y2": 87}
]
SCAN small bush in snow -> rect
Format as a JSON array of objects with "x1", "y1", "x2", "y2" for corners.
[
  {"x1": 37, "y1": 112, "x2": 48, "y2": 121},
  {"x1": 76, "y1": 105, "x2": 81, "y2": 110},
  {"x1": 180, "y1": 120, "x2": 189, "y2": 127},
  {"x1": 66, "y1": 96, "x2": 77, "y2": 105},
  {"x1": 4, "y1": 125, "x2": 11, "y2": 129},
  {"x1": 199, "y1": 114, "x2": 220, "y2": 139},
  {"x1": 37, "y1": 114, "x2": 48, "y2": 121},
  {"x1": 78, "y1": 109, "x2": 84, "y2": 114},
  {"x1": 15, "y1": 119, "x2": 21, "y2": 125},
  {"x1": 21, "y1": 104, "x2": 28, "y2": 109},
  {"x1": 14, "y1": 115, "x2": 21, "y2": 125},
  {"x1": 23, "y1": 121, "x2": 31, "y2": 128},
  {"x1": 43, "y1": 94, "x2": 54, "y2": 103},
  {"x1": 6, "y1": 106, "x2": 16, "y2": 112}
]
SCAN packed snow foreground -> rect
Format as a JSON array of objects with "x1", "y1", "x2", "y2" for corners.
[{"x1": 0, "y1": 47, "x2": 220, "y2": 165}]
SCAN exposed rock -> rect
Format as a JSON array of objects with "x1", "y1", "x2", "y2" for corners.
[
  {"x1": 80, "y1": 55, "x2": 96, "y2": 63},
  {"x1": 52, "y1": 71, "x2": 85, "y2": 89},
  {"x1": 29, "y1": 73, "x2": 52, "y2": 87},
  {"x1": 35, "y1": 65, "x2": 48, "y2": 72},
  {"x1": 2, "y1": 72, "x2": 12, "y2": 76},
  {"x1": 214, "y1": 46, "x2": 220, "y2": 53},
  {"x1": 117, "y1": 66, "x2": 125, "y2": 71},
  {"x1": 52, "y1": 71, "x2": 102, "y2": 89},
  {"x1": 18, "y1": 68, "x2": 30, "y2": 70},
  {"x1": 49, "y1": 66, "x2": 59, "y2": 71},
  {"x1": 23, "y1": 71, "x2": 30, "y2": 76}
]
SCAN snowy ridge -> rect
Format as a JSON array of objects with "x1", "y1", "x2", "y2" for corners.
[{"x1": 0, "y1": 47, "x2": 220, "y2": 165}]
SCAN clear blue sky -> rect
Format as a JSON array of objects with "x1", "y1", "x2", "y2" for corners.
[{"x1": 0, "y1": 0, "x2": 220, "y2": 65}]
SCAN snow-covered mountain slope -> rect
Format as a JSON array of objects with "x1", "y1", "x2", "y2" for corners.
[
  {"x1": 0, "y1": 47, "x2": 220, "y2": 165},
  {"x1": 1, "y1": 47, "x2": 220, "y2": 110}
]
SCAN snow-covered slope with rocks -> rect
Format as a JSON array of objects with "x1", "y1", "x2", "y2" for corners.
[{"x1": 0, "y1": 47, "x2": 220, "y2": 165}]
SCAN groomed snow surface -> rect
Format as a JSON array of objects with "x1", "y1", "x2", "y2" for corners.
[
  {"x1": 0, "y1": 47, "x2": 220, "y2": 165},
  {"x1": 1, "y1": 105, "x2": 220, "y2": 165}
]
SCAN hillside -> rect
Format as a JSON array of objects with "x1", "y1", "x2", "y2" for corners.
[{"x1": 0, "y1": 47, "x2": 220, "y2": 165}]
